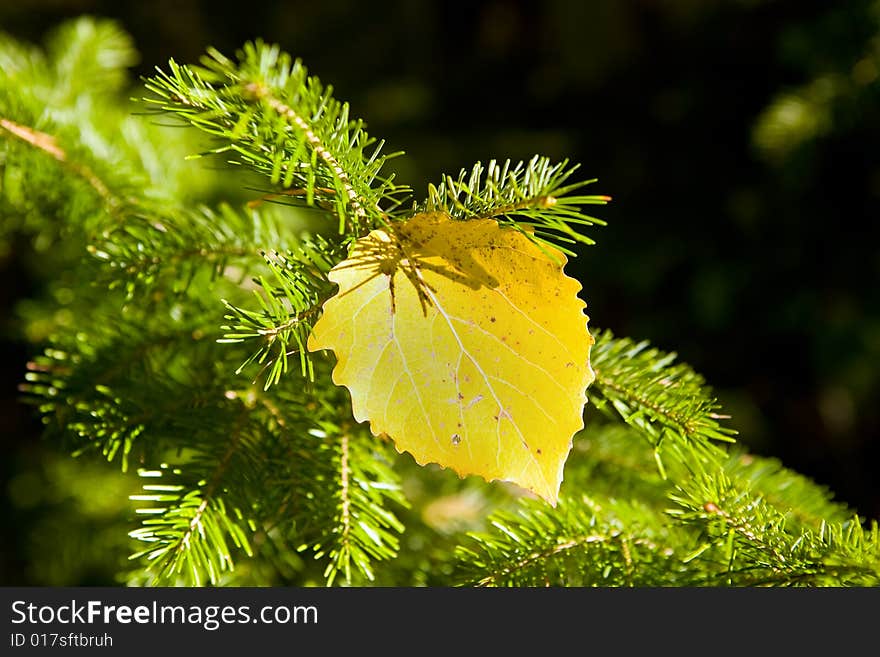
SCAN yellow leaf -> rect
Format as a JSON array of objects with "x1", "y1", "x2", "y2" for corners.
[{"x1": 307, "y1": 212, "x2": 595, "y2": 504}]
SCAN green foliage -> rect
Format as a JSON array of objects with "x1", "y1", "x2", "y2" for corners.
[
  {"x1": 218, "y1": 235, "x2": 338, "y2": 388},
  {"x1": 143, "y1": 41, "x2": 409, "y2": 234},
  {"x1": 3, "y1": 18, "x2": 878, "y2": 587},
  {"x1": 420, "y1": 156, "x2": 610, "y2": 254},
  {"x1": 588, "y1": 329, "x2": 737, "y2": 475}
]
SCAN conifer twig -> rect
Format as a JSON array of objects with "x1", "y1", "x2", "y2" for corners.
[
  {"x1": 174, "y1": 406, "x2": 248, "y2": 560},
  {"x1": 244, "y1": 82, "x2": 367, "y2": 223},
  {"x1": 0, "y1": 116, "x2": 117, "y2": 207}
]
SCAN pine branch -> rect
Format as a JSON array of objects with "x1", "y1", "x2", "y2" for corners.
[
  {"x1": 88, "y1": 202, "x2": 295, "y2": 301},
  {"x1": 129, "y1": 419, "x2": 255, "y2": 586},
  {"x1": 722, "y1": 449, "x2": 854, "y2": 531},
  {"x1": 218, "y1": 235, "x2": 341, "y2": 387},
  {"x1": 588, "y1": 329, "x2": 737, "y2": 477},
  {"x1": 143, "y1": 41, "x2": 410, "y2": 235},
  {"x1": 456, "y1": 422, "x2": 880, "y2": 586},
  {"x1": 0, "y1": 20, "x2": 213, "y2": 243},
  {"x1": 0, "y1": 18, "x2": 137, "y2": 110},
  {"x1": 420, "y1": 156, "x2": 610, "y2": 255},
  {"x1": 0, "y1": 113, "x2": 135, "y2": 238},
  {"x1": 0, "y1": 117, "x2": 117, "y2": 206},
  {"x1": 298, "y1": 426, "x2": 408, "y2": 586},
  {"x1": 21, "y1": 317, "x2": 225, "y2": 471},
  {"x1": 44, "y1": 18, "x2": 138, "y2": 100},
  {"x1": 7, "y1": 24, "x2": 411, "y2": 587},
  {"x1": 455, "y1": 493, "x2": 687, "y2": 586},
  {"x1": 669, "y1": 469, "x2": 880, "y2": 586},
  {"x1": 247, "y1": 385, "x2": 408, "y2": 586},
  {"x1": 25, "y1": 304, "x2": 410, "y2": 585},
  {"x1": 124, "y1": 376, "x2": 408, "y2": 586}
]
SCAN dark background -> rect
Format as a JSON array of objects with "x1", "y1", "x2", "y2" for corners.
[{"x1": 2, "y1": 0, "x2": 879, "y2": 583}]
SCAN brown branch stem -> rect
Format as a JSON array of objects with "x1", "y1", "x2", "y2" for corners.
[{"x1": 0, "y1": 116, "x2": 119, "y2": 209}]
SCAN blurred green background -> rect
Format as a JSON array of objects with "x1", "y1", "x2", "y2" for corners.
[{"x1": 1, "y1": 0, "x2": 879, "y2": 585}]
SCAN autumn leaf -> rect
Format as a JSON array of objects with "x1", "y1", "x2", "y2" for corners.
[{"x1": 307, "y1": 212, "x2": 595, "y2": 504}]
